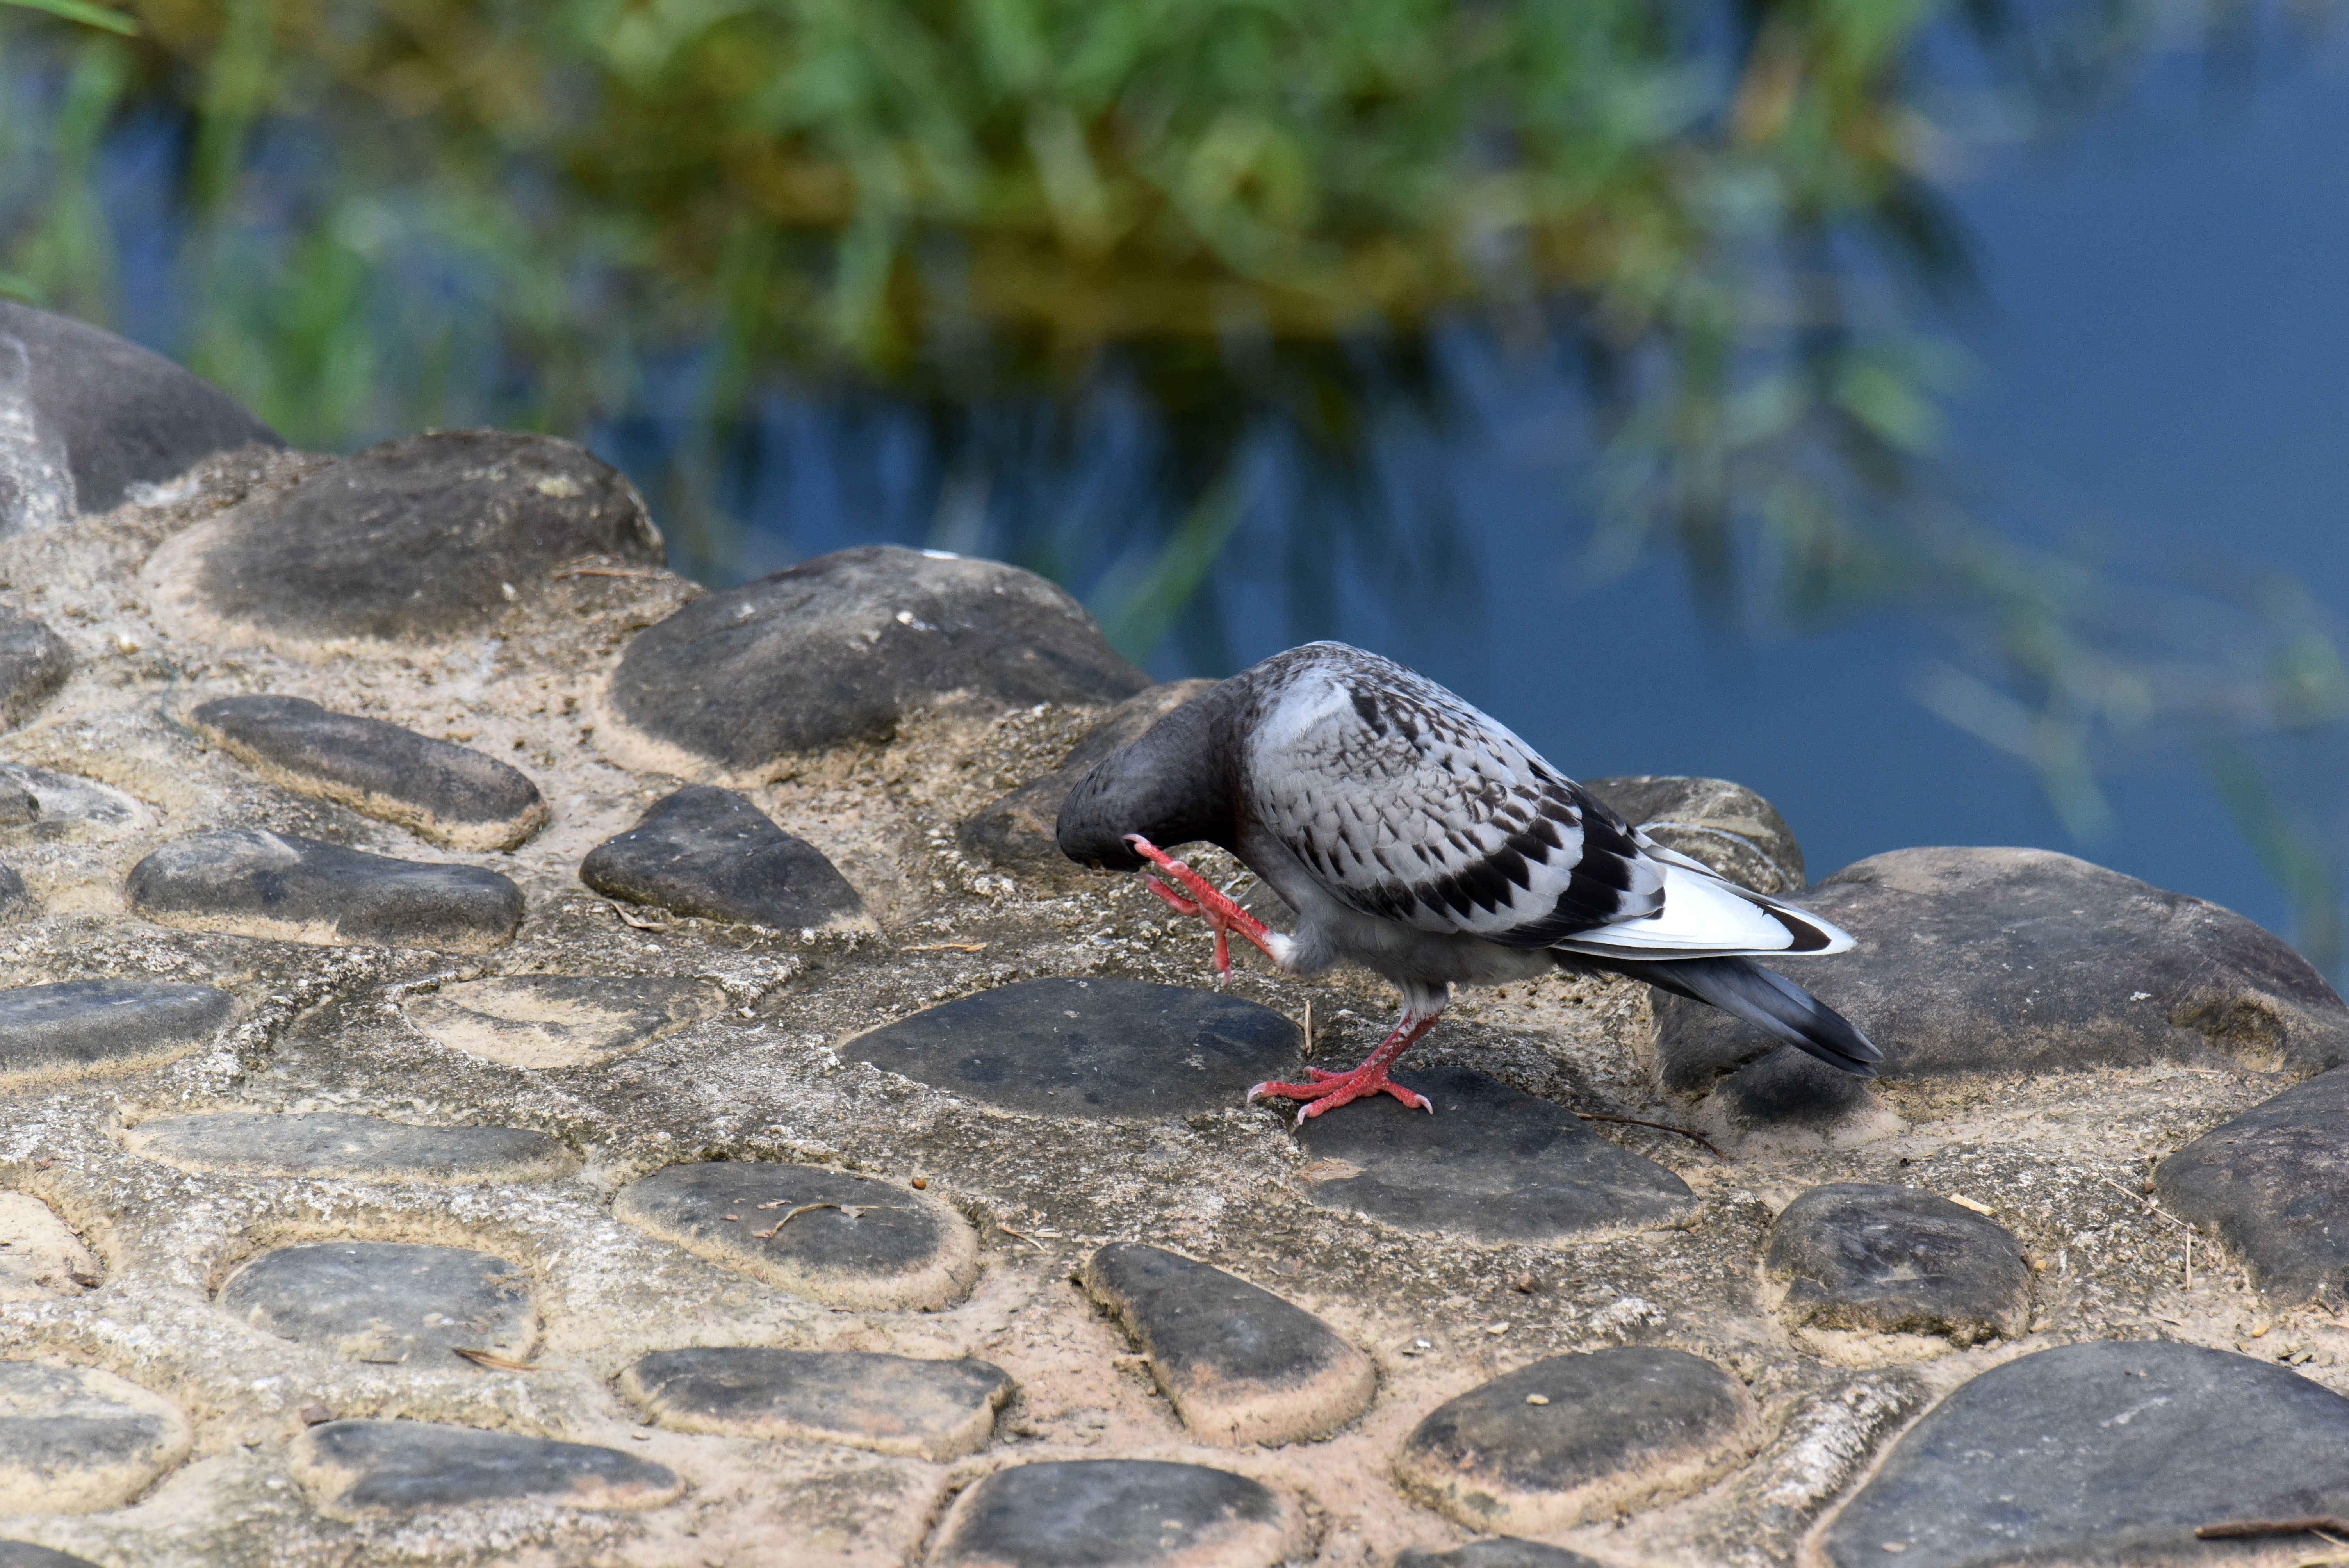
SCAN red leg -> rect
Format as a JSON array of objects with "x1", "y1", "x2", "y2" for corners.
[
  {"x1": 1248, "y1": 1012, "x2": 1439, "y2": 1123},
  {"x1": 1127, "y1": 834, "x2": 1294, "y2": 982}
]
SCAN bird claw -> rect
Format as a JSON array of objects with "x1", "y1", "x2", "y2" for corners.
[{"x1": 1128, "y1": 836, "x2": 1290, "y2": 980}]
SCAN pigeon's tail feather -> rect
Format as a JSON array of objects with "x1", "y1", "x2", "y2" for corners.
[{"x1": 1572, "y1": 952, "x2": 1882, "y2": 1078}]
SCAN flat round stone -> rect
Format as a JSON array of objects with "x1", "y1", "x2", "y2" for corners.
[
  {"x1": 0, "y1": 979, "x2": 236, "y2": 1087},
  {"x1": 606, "y1": 544, "x2": 1147, "y2": 769},
  {"x1": 1657, "y1": 848, "x2": 2349, "y2": 1088},
  {"x1": 0, "y1": 1360, "x2": 191, "y2": 1513},
  {"x1": 291, "y1": 1420, "x2": 682, "y2": 1521},
  {"x1": 143, "y1": 429, "x2": 661, "y2": 643},
  {"x1": 620, "y1": 1346, "x2": 1012, "y2": 1461},
  {"x1": 216, "y1": 1241, "x2": 536, "y2": 1366},
  {"x1": 1581, "y1": 775, "x2": 1807, "y2": 894},
  {"x1": 1817, "y1": 1340, "x2": 2349, "y2": 1567},
  {"x1": 0, "y1": 1543, "x2": 104, "y2": 1568},
  {"x1": 579, "y1": 786, "x2": 864, "y2": 930},
  {"x1": 1082, "y1": 1242, "x2": 1376, "y2": 1448},
  {"x1": 123, "y1": 1111, "x2": 577, "y2": 1184},
  {"x1": 958, "y1": 679, "x2": 1216, "y2": 874},
  {"x1": 1765, "y1": 1183, "x2": 2032, "y2": 1343},
  {"x1": 1696, "y1": 1046, "x2": 1902, "y2": 1150},
  {"x1": 847, "y1": 976, "x2": 1299, "y2": 1118},
  {"x1": 1395, "y1": 1347, "x2": 1760, "y2": 1534},
  {"x1": 1396, "y1": 1543, "x2": 1610, "y2": 1568},
  {"x1": 2157, "y1": 1063, "x2": 2349, "y2": 1308},
  {"x1": 1295, "y1": 1066, "x2": 1696, "y2": 1245},
  {"x1": 126, "y1": 830, "x2": 524, "y2": 950},
  {"x1": 0, "y1": 764, "x2": 147, "y2": 844},
  {"x1": 0, "y1": 299, "x2": 280, "y2": 531},
  {"x1": 398, "y1": 975, "x2": 728, "y2": 1069},
  {"x1": 0, "y1": 609, "x2": 69, "y2": 732},
  {"x1": 931, "y1": 1459, "x2": 1290, "y2": 1568},
  {"x1": 613, "y1": 1162, "x2": 978, "y2": 1310},
  {"x1": 191, "y1": 695, "x2": 548, "y2": 852}
]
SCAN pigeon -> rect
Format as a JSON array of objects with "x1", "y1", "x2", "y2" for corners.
[{"x1": 1056, "y1": 641, "x2": 1879, "y2": 1121}]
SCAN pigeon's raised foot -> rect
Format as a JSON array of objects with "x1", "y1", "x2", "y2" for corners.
[
  {"x1": 1248, "y1": 1012, "x2": 1438, "y2": 1124},
  {"x1": 1126, "y1": 833, "x2": 1295, "y2": 983}
]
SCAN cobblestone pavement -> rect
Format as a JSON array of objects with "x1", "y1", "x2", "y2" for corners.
[{"x1": 0, "y1": 331, "x2": 2345, "y2": 1566}]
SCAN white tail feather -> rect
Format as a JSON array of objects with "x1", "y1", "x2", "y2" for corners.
[{"x1": 1551, "y1": 859, "x2": 1854, "y2": 959}]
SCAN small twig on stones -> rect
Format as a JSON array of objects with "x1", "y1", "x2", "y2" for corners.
[
  {"x1": 610, "y1": 902, "x2": 670, "y2": 931},
  {"x1": 1301, "y1": 998, "x2": 1314, "y2": 1059},
  {"x1": 2098, "y1": 1176, "x2": 2198, "y2": 1289},
  {"x1": 552, "y1": 565, "x2": 671, "y2": 581},
  {"x1": 904, "y1": 942, "x2": 988, "y2": 951},
  {"x1": 452, "y1": 1347, "x2": 542, "y2": 1372},
  {"x1": 2196, "y1": 1519, "x2": 2349, "y2": 1541},
  {"x1": 1574, "y1": 1112, "x2": 1727, "y2": 1161},
  {"x1": 996, "y1": 1224, "x2": 1044, "y2": 1249},
  {"x1": 753, "y1": 1203, "x2": 842, "y2": 1238}
]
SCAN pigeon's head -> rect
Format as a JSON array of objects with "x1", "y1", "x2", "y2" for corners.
[{"x1": 1055, "y1": 696, "x2": 1232, "y2": 873}]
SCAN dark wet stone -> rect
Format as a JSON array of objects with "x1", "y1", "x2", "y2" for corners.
[
  {"x1": 1294, "y1": 1067, "x2": 1695, "y2": 1245},
  {"x1": 217, "y1": 1241, "x2": 536, "y2": 1366},
  {"x1": 2157, "y1": 1064, "x2": 2349, "y2": 1308},
  {"x1": 1395, "y1": 1347, "x2": 1760, "y2": 1534},
  {"x1": 1657, "y1": 847, "x2": 2349, "y2": 1090},
  {"x1": 849, "y1": 976, "x2": 1299, "y2": 1119},
  {"x1": 292, "y1": 1420, "x2": 682, "y2": 1519},
  {"x1": 0, "y1": 765, "x2": 141, "y2": 843},
  {"x1": 1395, "y1": 1542, "x2": 1609, "y2": 1568},
  {"x1": 932, "y1": 1459, "x2": 1288, "y2": 1568},
  {"x1": 159, "y1": 429, "x2": 661, "y2": 641},
  {"x1": 191, "y1": 695, "x2": 548, "y2": 852},
  {"x1": 1764, "y1": 1183, "x2": 2032, "y2": 1344},
  {"x1": 126, "y1": 829, "x2": 524, "y2": 951},
  {"x1": 1582, "y1": 775, "x2": 1807, "y2": 895},
  {"x1": 613, "y1": 1162, "x2": 978, "y2": 1310},
  {"x1": 1083, "y1": 1243, "x2": 1376, "y2": 1447},
  {"x1": 0, "y1": 300, "x2": 280, "y2": 533},
  {"x1": 0, "y1": 979, "x2": 235, "y2": 1085},
  {"x1": 609, "y1": 544, "x2": 1148, "y2": 769},
  {"x1": 123, "y1": 1111, "x2": 578, "y2": 1184},
  {"x1": 1818, "y1": 1340, "x2": 2349, "y2": 1568},
  {"x1": 0, "y1": 1543, "x2": 105, "y2": 1568},
  {"x1": 0, "y1": 610, "x2": 69, "y2": 732},
  {"x1": 0, "y1": 1359, "x2": 191, "y2": 1513},
  {"x1": 0, "y1": 865, "x2": 28, "y2": 924},
  {"x1": 579, "y1": 785, "x2": 863, "y2": 930},
  {"x1": 399, "y1": 974, "x2": 729, "y2": 1069},
  {"x1": 1703, "y1": 1045, "x2": 1899, "y2": 1148},
  {"x1": 959, "y1": 679, "x2": 1218, "y2": 873},
  {"x1": 620, "y1": 1346, "x2": 1012, "y2": 1461}
]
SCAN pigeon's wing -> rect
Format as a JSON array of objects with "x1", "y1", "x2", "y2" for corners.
[{"x1": 1240, "y1": 645, "x2": 1849, "y2": 956}]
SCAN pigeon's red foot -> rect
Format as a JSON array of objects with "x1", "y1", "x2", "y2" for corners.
[
  {"x1": 1248, "y1": 1012, "x2": 1440, "y2": 1124},
  {"x1": 1248, "y1": 1061, "x2": 1431, "y2": 1121},
  {"x1": 1126, "y1": 834, "x2": 1294, "y2": 983}
]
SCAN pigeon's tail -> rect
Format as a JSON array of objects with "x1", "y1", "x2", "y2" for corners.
[{"x1": 1563, "y1": 951, "x2": 1883, "y2": 1078}]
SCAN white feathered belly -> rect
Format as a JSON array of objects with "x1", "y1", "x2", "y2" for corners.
[{"x1": 1246, "y1": 837, "x2": 1556, "y2": 988}]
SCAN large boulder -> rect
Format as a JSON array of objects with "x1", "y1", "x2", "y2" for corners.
[
  {"x1": 605, "y1": 545, "x2": 1148, "y2": 772},
  {"x1": 1659, "y1": 848, "x2": 2349, "y2": 1099},
  {"x1": 0, "y1": 301, "x2": 280, "y2": 534},
  {"x1": 142, "y1": 429, "x2": 662, "y2": 643}
]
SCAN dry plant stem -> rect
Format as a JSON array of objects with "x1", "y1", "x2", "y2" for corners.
[
  {"x1": 2098, "y1": 1175, "x2": 2198, "y2": 1289},
  {"x1": 753, "y1": 1202, "x2": 838, "y2": 1238},
  {"x1": 1575, "y1": 1111, "x2": 1727, "y2": 1161},
  {"x1": 2196, "y1": 1520, "x2": 2349, "y2": 1540},
  {"x1": 451, "y1": 1347, "x2": 541, "y2": 1372}
]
